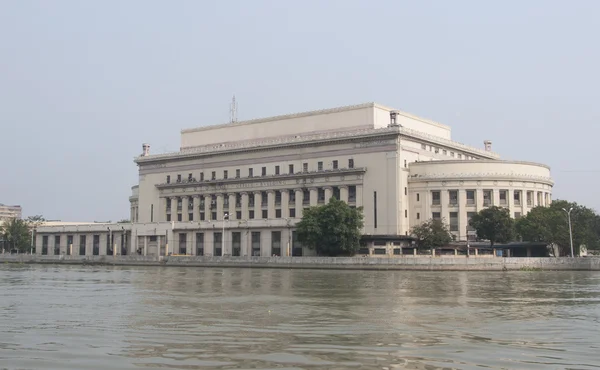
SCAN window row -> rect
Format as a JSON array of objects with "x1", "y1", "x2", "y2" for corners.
[
  {"x1": 166, "y1": 158, "x2": 355, "y2": 184},
  {"x1": 420, "y1": 143, "x2": 478, "y2": 160},
  {"x1": 40, "y1": 234, "x2": 128, "y2": 256},
  {"x1": 421, "y1": 189, "x2": 550, "y2": 207},
  {"x1": 178, "y1": 231, "x2": 304, "y2": 257}
]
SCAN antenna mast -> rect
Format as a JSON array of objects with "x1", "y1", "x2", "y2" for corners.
[{"x1": 229, "y1": 95, "x2": 238, "y2": 124}]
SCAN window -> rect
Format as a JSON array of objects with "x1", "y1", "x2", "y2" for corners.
[
  {"x1": 188, "y1": 173, "x2": 193, "y2": 181},
  {"x1": 211, "y1": 171, "x2": 216, "y2": 180},
  {"x1": 200, "y1": 172, "x2": 204, "y2": 181},
  {"x1": 289, "y1": 164, "x2": 294, "y2": 174},
  {"x1": 166, "y1": 214, "x2": 171, "y2": 221},
  {"x1": 251, "y1": 232, "x2": 261, "y2": 256},
  {"x1": 79, "y1": 235, "x2": 86, "y2": 256},
  {"x1": 236, "y1": 211, "x2": 241, "y2": 219},
  {"x1": 458, "y1": 154, "x2": 462, "y2": 159},
  {"x1": 177, "y1": 214, "x2": 182, "y2": 222},
  {"x1": 262, "y1": 167, "x2": 267, "y2": 176},
  {"x1": 271, "y1": 231, "x2": 281, "y2": 256},
  {"x1": 405, "y1": 209, "x2": 408, "y2": 218},
  {"x1": 443, "y1": 150, "x2": 447, "y2": 155},
  {"x1": 449, "y1": 190, "x2": 458, "y2": 206},
  {"x1": 404, "y1": 160, "x2": 407, "y2": 168},
  {"x1": 232, "y1": 232, "x2": 241, "y2": 256},
  {"x1": 434, "y1": 147, "x2": 439, "y2": 154},
  {"x1": 404, "y1": 187, "x2": 407, "y2": 195},
  {"x1": 214, "y1": 232, "x2": 222, "y2": 256},
  {"x1": 177, "y1": 174, "x2": 182, "y2": 183},
  {"x1": 211, "y1": 211, "x2": 217, "y2": 220},
  {"x1": 93, "y1": 235, "x2": 100, "y2": 256},
  {"x1": 450, "y1": 152, "x2": 455, "y2": 157},
  {"x1": 166, "y1": 175, "x2": 171, "y2": 184},
  {"x1": 303, "y1": 162, "x2": 308, "y2": 172},
  {"x1": 348, "y1": 186, "x2": 356, "y2": 202},
  {"x1": 417, "y1": 193, "x2": 420, "y2": 202},
  {"x1": 275, "y1": 165, "x2": 280, "y2": 175},
  {"x1": 275, "y1": 209, "x2": 281, "y2": 218},
  {"x1": 318, "y1": 161, "x2": 323, "y2": 171},
  {"x1": 431, "y1": 191, "x2": 441, "y2": 206},
  {"x1": 500, "y1": 190, "x2": 508, "y2": 205},
  {"x1": 421, "y1": 144, "x2": 426, "y2": 150},
  {"x1": 178, "y1": 233, "x2": 187, "y2": 255},
  {"x1": 432, "y1": 212, "x2": 441, "y2": 220},
  {"x1": 188, "y1": 213, "x2": 193, "y2": 221},
  {"x1": 223, "y1": 170, "x2": 228, "y2": 179},
  {"x1": 235, "y1": 169, "x2": 240, "y2": 178},
  {"x1": 527, "y1": 191, "x2": 533, "y2": 206},
  {"x1": 249, "y1": 168, "x2": 254, "y2": 177},
  {"x1": 200, "y1": 212, "x2": 205, "y2": 221},
  {"x1": 449, "y1": 212, "x2": 459, "y2": 232},
  {"x1": 42, "y1": 236, "x2": 48, "y2": 255},
  {"x1": 467, "y1": 212, "x2": 477, "y2": 231},
  {"x1": 292, "y1": 231, "x2": 303, "y2": 256},
  {"x1": 54, "y1": 235, "x2": 60, "y2": 253},
  {"x1": 417, "y1": 212, "x2": 420, "y2": 220},
  {"x1": 290, "y1": 208, "x2": 296, "y2": 218},
  {"x1": 332, "y1": 160, "x2": 338, "y2": 169},
  {"x1": 466, "y1": 190, "x2": 475, "y2": 205},
  {"x1": 514, "y1": 190, "x2": 521, "y2": 206},
  {"x1": 262, "y1": 210, "x2": 268, "y2": 219},
  {"x1": 348, "y1": 159, "x2": 354, "y2": 169},
  {"x1": 483, "y1": 190, "x2": 492, "y2": 206},
  {"x1": 514, "y1": 212, "x2": 522, "y2": 219},
  {"x1": 196, "y1": 233, "x2": 204, "y2": 256},
  {"x1": 373, "y1": 191, "x2": 378, "y2": 229},
  {"x1": 249, "y1": 210, "x2": 254, "y2": 219}
]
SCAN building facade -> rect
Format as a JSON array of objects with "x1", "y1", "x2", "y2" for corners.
[
  {"x1": 34, "y1": 102, "x2": 553, "y2": 256},
  {"x1": 0, "y1": 204, "x2": 22, "y2": 220}
]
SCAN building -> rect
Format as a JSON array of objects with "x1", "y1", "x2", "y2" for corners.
[
  {"x1": 0, "y1": 204, "x2": 22, "y2": 220},
  {"x1": 34, "y1": 102, "x2": 553, "y2": 257}
]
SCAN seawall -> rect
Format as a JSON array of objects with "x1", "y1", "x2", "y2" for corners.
[{"x1": 1, "y1": 255, "x2": 600, "y2": 271}]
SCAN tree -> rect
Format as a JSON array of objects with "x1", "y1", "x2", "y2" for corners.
[
  {"x1": 410, "y1": 218, "x2": 453, "y2": 252},
  {"x1": 25, "y1": 215, "x2": 46, "y2": 228},
  {"x1": 516, "y1": 200, "x2": 600, "y2": 256},
  {"x1": 0, "y1": 218, "x2": 31, "y2": 253},
  {"x1": 296, "y1": 197, "x2": 364, "y2": 256},
  {"x1": 117, "y1": 219, "x2": 131, "y2": 223},
  {"x1": 469, "y1": 206, "x2": 514, "y2": 246}
]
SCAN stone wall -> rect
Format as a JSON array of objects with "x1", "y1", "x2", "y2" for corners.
[{"x1": 1, "y1": 255, "x2": 600, "y2": 271}]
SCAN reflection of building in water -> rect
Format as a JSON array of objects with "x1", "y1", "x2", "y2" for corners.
[{"x1": 34, "y1": 103, "x2": 553, "y2": 256}]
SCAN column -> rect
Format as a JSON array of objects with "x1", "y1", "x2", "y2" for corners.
[
  {"x1": 493, "y1": 189, "x2": 500, "y2": 208},
  {"x1": 508, "y1": 189, "x2": 515, "y2": 217},
  {"x1": 216, "y1": 194, "x2": 224, "y2": 220},
  {"x1": 254, "y1": 191, "x2": 262, "y2": 219},
  {"x1": 267, "y1": 190, "x2": 275, "y2": 219},
  {"x1": 309, "y1": 187, "x2": 318, "y2": 207},
  {"x1": 339, "y1": 185, "x2": 349, "y2": 203},
  {"x1": 441, "y1": 189, "x2": 449, "y2": 220},
  {"x1": 281, "y1": 190, "x2": 290, "y2": 219},
  {"x1": 171, "y1": 196, "x2": 178, "y2": 220},
  {"x1": 228, "y1": 193, "x2": 236, "y2": 220},
  {"x1": 159, "y1": 197, "x2": 167, "y2": 222},
  {"x1": 241, "y1": 192, "x2": 249, "y2": 220},
  {"x1": 100, "y1": 234, "x2": 107, "y2": 256},
  {"x1": 356, "y1": 185, "x2": 364, "y2": 208},
  {"x1": 204, "y1": 194, "x2": 211, "y2": 220},
  {"x1": 324, "y1": 186, "x2": 333, "y2": 203},
  {"x1": 476, "y1": 189, "x2": 484, "y2": 212},
  {"x1": 193, "y1": 195, "x2": 200, "y2": 222},
  {"x1": 182, "y1": 196, "x2": 189, "y2": 221},
  {"x1": 294, "y1": 189, "x2": 303, "y2": 218},
  {"x1": 521, "y1": 190, "x2": 527, "y2": 216},
  {"x1": 458, "y1": 189, "x2": 467, "y2": 241}
]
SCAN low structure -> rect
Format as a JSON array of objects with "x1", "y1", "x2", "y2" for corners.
[{"x1": 34, "y1": 102, "x2": 553, "y2": 257}]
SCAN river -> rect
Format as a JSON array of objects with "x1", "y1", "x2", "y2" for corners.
[{"x1": 1, "y1": 265, "x2": 599, "y2": 369}]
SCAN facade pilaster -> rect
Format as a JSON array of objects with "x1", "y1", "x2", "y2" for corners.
[
  {"x1": 339, "y1": 185, "x2": 349, "y2": 203},
  {"x1": 228, "y1": 193, "x2": 236, "y2": 220},
  {"x1": 476, "y1": 189, "x2": 484, "y2": 212},
  {"x1": 182, "y1": 196, "x2": 189, "y2": 221},
  {"x1": 254, "y1": 191, "x2": 262, "y2": 219},
  {"x1": 204, "y1": 195, "x2": 211, "y2": 220},
  {"x1": 493, "y1": 190, "x2": 500, "y2": 209},
  {"x1": 508, "y1": 189, "x2": 515, "y2": 217},
  {"x1": 294, "y1": 189, "x2": 303, "y2": 218},
  {"x1": 193, "y1": 195, "x2": 200, "y2": 222},
  {"x1": 281, "y1": 190, "x2": 290, "y2": 219},
  {"x1": 355, "y1": 185, "x2": 364, "y2": 208},
  {"x1": 441, "y1": 189, "x2": 449, "y2": 221},
  {"x1": 171, "y1": 196, "x2": 178, "y2": 219},
  {"x1": 309, "y1": 188, "x2": 318, "y2": 207},
  {"x1": 458, "y1": 189, "x2": 468, "y2": 241},
  {"x1": 159, "y1": 197, "x2": 166, "y2": 222},
  {"x1": 216, "y1": 194, "x2": 224, "y2": 220},
  {"x1": 324, "y1": 186, "x2": 333, "y2": 203},
  {"x1": 241, "y1": 192, "x2": 249, "y2": 220},
  {"x1": 267, "y1": 190, "x2": 276, "y2": 219}
]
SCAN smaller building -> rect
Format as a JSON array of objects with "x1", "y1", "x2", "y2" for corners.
[{"x1": 0, "y1": 204, "x2": 22, "y2": 220}]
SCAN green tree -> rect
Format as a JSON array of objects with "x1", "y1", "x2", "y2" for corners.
[
  {"x1": 25, "y1": 215, "x2": 46, "y2": 228},
  {"x1": 516, "y1": 200, "x2": 600, "y2": 256},
  {"x1": 469, "y1": 206, "x2": 514, "y2": 246},
  {"x1": 410, "y1": 218, "x2": 453, "y2": 252},
  {"x1": 296, "y1": 197, "x2": 364, "y2": 256},
  {"x1": 0, "y1": 218, "x2": 31, "y2": 253}
]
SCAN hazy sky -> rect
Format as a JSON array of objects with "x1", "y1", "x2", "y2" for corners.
[{"x1": 1, "y1": 0, "x2": 598, "y2": 221}]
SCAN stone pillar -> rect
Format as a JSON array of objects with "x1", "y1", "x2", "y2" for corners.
[
  {"x1": 241, "y1": 192, "x2": 249, "y2": 220},
  {"x1": 216, "y1": 194, "x2": 224, "y2": 220},
  {"x1": 339, "y1": 185, "x2": 349, "y2": 203},
  {"x1": 182, "y1": 196, "x2": 189, "y2": 221},
  {"x1": 521, "y1": 190, "x2": 528, "y2": 216},
  {"x1": 281, "y1": 190, "x2": 290, "y2": 219},
  {"x1": 493, "y1": 189, "x2": 500, "y2": 208},
  {"x1": 324, "y1": 186, "x2": 333, "y2": 203},
  {"x1": 159, "y1": 197, "x2": 167, "y2": 222},
  {"x1": 204, "y1": 194, "x2": 211, "y2": 220},
  {"x1": 294, "y1": 188, "x2": 303, "y2": 218},
  {"x1": 267, "y1": 190, "x2": 275, "y2": 219},
  {"x1": 99, "y1": 234, "x2": 107, "y2": 256},
  {"x1": 228, "y1": 193, "x2": 236, "y2": 220},
  {"x1": 309, "y1": 187, "x2": 318, "y2": 207},
  {"x1": 356, "y1": 185, "x2": 364, "y2": 208},
  {"x1": 476, "y1": 189, "x2": 484, "y2": 212},
  {"x1": 441, "y1": 189, "x2": 449, "y2": 221},
  {"x1": 508, "y1": 189, "x2": 515, "y2": 217},
  {"x1": 458, "y1": 189, "x2": 468, "y2": 241},
  {"x1": 254, "y1": 191, "x2": 262, "y2": 219},
  {"x1": 193, "y1": 195, "x2": 200, "y2": 222},
  {"x1": 171, "y1": 196, "x2": 178, "y2": 220}
]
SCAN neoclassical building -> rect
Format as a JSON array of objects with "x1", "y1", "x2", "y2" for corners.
[{"x1": 34, "y1": 102, "x2": 553, "y2": 257}]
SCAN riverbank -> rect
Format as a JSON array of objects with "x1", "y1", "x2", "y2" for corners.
[{"x1": 1, "y1": 254, "x2": 600, "y2": 271}]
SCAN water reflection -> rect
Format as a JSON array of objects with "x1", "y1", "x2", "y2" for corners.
[{"x1": 1, "y1": 266, "x2": 600, "y2": 369}]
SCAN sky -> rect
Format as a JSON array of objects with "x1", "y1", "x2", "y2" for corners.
[{"x1": 1, "y1": 0, "x2": 599, "y2": 221}]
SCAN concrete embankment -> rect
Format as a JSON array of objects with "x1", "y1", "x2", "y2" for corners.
[{"x1": 1, "y1": 255, "x2": 600, "y2": 271}]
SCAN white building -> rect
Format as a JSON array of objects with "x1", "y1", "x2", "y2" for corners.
[
  {"x1": 34, "y1": 102, "x2": 552, "y2": 257},
  {"x1": 0, "y1": 204, "x2": 22, "y2": 220}
]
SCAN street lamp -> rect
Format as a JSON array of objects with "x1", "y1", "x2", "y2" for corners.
[
  {"x1": 562, "y1": 207, "x2": 574, "y2": 258},
  {"x1": 222, "y1": 213, "x2": 229, "y2": 255}
]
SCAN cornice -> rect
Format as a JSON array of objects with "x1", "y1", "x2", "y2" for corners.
[
  {"x1": 408, "y1": 173, "x2": 554, "y2": 186},
  {"x1": 409, "y1": 159, "x2": 550, "y2": 170}
]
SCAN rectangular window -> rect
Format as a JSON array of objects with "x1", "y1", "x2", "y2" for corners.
[
  {"x1": 42, "y1": 236, "x2": 48, "y2": 255},
  {"x1": 235, "y1": 169, "x2": 240, "y2": 178},
  {"x1": 443, "y1": 149, "x2": 447, "y2": 155},
  {"x1": 458, "y1": 154, "x2": 462, "y2": 159},
  {"x1": 223, "y1": 170, "x2": 228, "y2": 179},
  {"x1": 177, "y1": 174, "x2": 182, "y2": 183},
  {"x1": 93, "y1": 235, "x2": 100, "y2": 256},
  {"x1": 290, "y1": 208, "x2": 296, "y2": 218},
  {"x1": 449, "y1": 190, "x2": 458, "y2": 206},
  {"x1": 303, "y1": 163, "x2": 308, "y2": 172},
  {"x1": 332, "y1": 160, "x2": 338, "y2": 169},
  {"x1": 500, "y1": 190, "x2": 508, "y2": 205},
  {"x1": 236, "y1": 211, "x2": 241, "y2": 219},
  {"x1": 432, "y1": 212, "x2": 441, "y2": 220},
  {"x1": 200, "y1": 172, "x2": 204, "y2": 181},
  {"x1": 404, "y1": 159, "x2": 407, "y2": 168},
  {"x1": 262, "y1": 167, "x2": 267, "y2": 176},
  {"x1": 177, "y1": 214, "x2": 182, "y2": 222},
  {"x1": 178, "y1": 233, "x2": 187, "y2": 255},
  {"x1": 166, "y1": 175, "x2": 171, "y2": 184},
  {"x1": 196, "y1": 233, "x2": 204, "y2": 256},
  {"x1": 292, "y1": 231, "x2": 303, "y2": 256},
  {"x1": 275, "y1": 165, "x2": 280, "y2": 175},
  {"x1": 467, "y1": 212, "x2": 477, "y2": 231},
  {"x1": 318, "y1": 161, "x2": 323, "y2": 171},
  {"x1": 289, "y1": 164, "x2": 294, "y2": 174},
  {"x1": 251, "y1": 232, "x2": 261, "y2": 256},
  {"x1": 417, "y1": 212, "x2": 420, "y2": 220},
  {"x1": 249, "y1": 210, "x2": 254, "y2": 219},
  {"x1": 483, "y1": 190, "x2": 492, "y2": 206},
  {"x1": 466, "y1": 190, "x2": 475, "y2": 205},
  {"x1": 271, "y1": 231, "x2": 281, "y2": 256},
  {"x1": 450, "y1": 152, "x2": 455, "y2": 157},
  {"x1": 249, "y1": 168, "x2": 253, "y2": 177},
  {"x1": 514, "y1": 190, "x2": 521, "y2": 206},
  {"x1": 54, "y1": 236, "x2": 61, "y2": 254},
  {"x1": 405, "y1": 209, "x2": 408, "y2": 218},
  {"x1": 404, "y1": 187, "x2": 407, "y2": 195},
  {"x1": 232, "y1": 232, "x2": 241, "y2": 256},
  {"x1": 434, "y1": 147, "x2": 439, "y2": 154},
  {"x1": 166, "y1": 214, "x2": 171, "y2": 221},
  {"x1": 348, "y1": 186, "x2": 356, "y2": 202},
  {"x1": 431, "y1": 191, "x2": 441, "y2": 206},
  {"x1": 79, "y1": 235, "x2": 86, "y2": 256},
  {"x1": 421, "y1": 144, "x2": 426, "y2": 149},
  {"x1": 262, "y1": 210, "x2": 268, "y2": 219},
  {"x1": 348, "y1": 159, "x2": 354, "y2": 169},
  {"x1": 210, "y1": 171, "x2": 215, "y2": 180},
  {"x1": 373, "y1": 191, "x2": 378, "y2": 229},
  {"x1": 200, "y1": 212, "x2": 205, "y2": 221},
  {"x1": 188, "y1": 173, "x2": 193, "y2": 181},
  {"x1": 449, "y1": 212, "x2": 459, "y2": 232},
  {"x1": 417, "y1": 193, "x2": 420, "y2": 202},
  {"x1": 213, "y1": 232, "x2": 222, "y2": 256},
  {"x1": 211, "y1": 211, "x2": 217, "y2": 220}
]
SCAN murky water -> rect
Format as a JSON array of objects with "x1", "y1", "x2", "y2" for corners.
[{"x1": 1, "y1": 265, "x2": 599, "y2": 370}]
